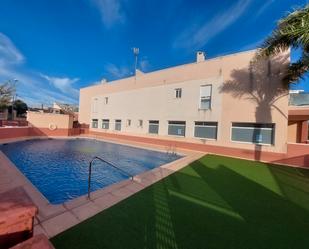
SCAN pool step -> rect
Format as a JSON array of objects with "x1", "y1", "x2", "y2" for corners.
[{"x1": 0, "y1": 187, "x2": 38, "y2": 249}]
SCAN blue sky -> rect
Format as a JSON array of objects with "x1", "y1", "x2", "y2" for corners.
[{"x1": 0, "y1": 0, "x2": 308, "y2": 106}]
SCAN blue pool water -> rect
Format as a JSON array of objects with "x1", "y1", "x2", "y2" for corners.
[{"x1": 0, "y1": 138, "x2": 181, "y2": 204}]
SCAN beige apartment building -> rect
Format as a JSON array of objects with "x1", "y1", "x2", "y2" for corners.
[{"x1": 79, "y1": 49, "x2": 291, "y2": 154}]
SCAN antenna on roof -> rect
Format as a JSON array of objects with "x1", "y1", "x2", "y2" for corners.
[{"x1": 133, "y1": 47, "x2": 139, "y2": 82}]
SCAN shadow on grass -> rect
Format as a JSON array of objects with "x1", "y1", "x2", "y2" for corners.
[
  {"x1": 183, "y1": 160, "x2": 309, "y2": 249},
  {"x1": 51, "y1": 155, "x2": 309, "y2": 249}
]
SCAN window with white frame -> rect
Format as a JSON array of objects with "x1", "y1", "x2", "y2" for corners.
[
  {"x1": 92, "y1": 98, "x2": 98, "y2": 113},
  {"x1": 175, "y1": 88, "x2": 182, "y2": 98},
  {"x1": 194, "y1": 122, "x2": 218, "y2": 139},
  {"x1": 200, "y1": 85, "x2": 212, "y2": 109},
  {"x1": 127, "y1": 119, "x2": 131, "y2": 126},
  {"x1": 138, "y1": 119, "x2": 143, "y2": 127},
  {"x1": 104, "y1": 97, "x2": 109, "y2": 104},
  {"x1": 92, "y1": 119, "x2": 98, "y2": 128},
  {"x1": 168, "y1": 121, "x2": 186, "y2": 136},
  {"x1": 231, "y1": 123, "x2": 275, "y2": 145},
  {"x1": 102, "y1": 119, "x2": 109, "y2": 129},
  {"x1": 115, "y1": 119, "x2": 121, "y2": 131},
  {"x1": 149, "y1": 120, "x2": 159, "y2": 134}
]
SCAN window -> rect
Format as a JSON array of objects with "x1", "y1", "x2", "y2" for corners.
[
  {"x1": 139, "y1": 119, "x2": 143, "y2": 127},
  {"x1": 115, "y1": 119, "x2": 121, "y2": 131},
  {"x1": 149, "y1": 120, "x2": 159, "y2": 134},
  {"x1": 92, "y1": 98, "x2": 98, "y2": 113},
  {"x1": 194, "y1": 122, "x2": 218, "y2": 139},
  {"x1": 92, "y1": 119, "x2": 98, "y2": 128},
  {"x1": 231, "y1": 123, "x2": 275, "y2": 145},
  {"x1": 168, "y1": 121, "x2": 186, "y2": 137},
  {"x1": 127, "y1": 119, "x2": 131, "y2": 126},
  {"x1": 200, "y1": 85, "x2": 212, "y2": 109},
  {"x1": 104, "y1": 97, "x2": 109, "y2": 104},
  {"x1": 175, "y1": 88, "x2": 182, "y2": 98},
  {"x1": 102, "y1": 119, "x2": 109, "y2": 129}
]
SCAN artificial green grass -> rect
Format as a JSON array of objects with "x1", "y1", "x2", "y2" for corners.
[{"x1": 51, "y1": 155, "x2": 309, "y2": 249}]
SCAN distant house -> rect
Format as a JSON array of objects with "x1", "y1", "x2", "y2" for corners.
[
  {"x1": 53, "y1": 102, "x2": 78, "y2": 122},
  {"x1": 53, "y1": 102, "x2": 78, "y2": 113}
]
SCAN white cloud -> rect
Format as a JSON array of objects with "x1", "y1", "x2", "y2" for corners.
[
  {"x1": 173, "y1": 0, "x2": 252, "y2": 50},
  {"x1": 104, "y1": 63, "x2": 130, "y2": 79},
  {"x1": 0, "y1": 33, "x2": 79, "y2": 106},
  {"x1": 91, "y1": 0, "x2": 125, "y2": 28},
  {"x1": 40, "y1": 74, "x2": 79, "y2": 98},
  {"x1": 255, "y1": 0, "x2": 275, "y2": 18},
  {"x1": 0, "y1": 33, "x2": 24, "y2": 65},
  {"x1": 21, "y1": 87, "x2": 79, "y2": 107},
  {"x1": 0, "y1": 67, "x2": 79, "y2": 106}
]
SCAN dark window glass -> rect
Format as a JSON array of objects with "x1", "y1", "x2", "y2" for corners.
[
  {"x1": 231, "y1": 123, "x2": 275, "y2": 145},
  {"x1": 168, "y1": 121, "x2": 186, "y2": 136},
  {"x1": 149, "y1": 120, "x2": 159, "y2": 134},
  {"x1": 194, "y1": 122, "x2": 217, "y2": 139}
]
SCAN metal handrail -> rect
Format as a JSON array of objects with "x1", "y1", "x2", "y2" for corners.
[{"x1": 87, "y1": 156, "x2": 133, "y2": 199}]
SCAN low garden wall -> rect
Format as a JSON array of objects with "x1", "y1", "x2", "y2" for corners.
[
  {"x1": 0, "y1": 127, "x2": 30, "y2": 139},
  {"x1": 0, "y1": 127, "x2": 87, "y2": 139}
]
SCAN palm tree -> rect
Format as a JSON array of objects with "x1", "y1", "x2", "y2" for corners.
[{"x1": 258, "y1": 4, "x2": 309, "y2": 85}]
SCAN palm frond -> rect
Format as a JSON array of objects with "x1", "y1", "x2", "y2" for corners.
[
  {"x1": 283, "y1": 52, "x2": 309, "y2": 85},
  {"x1": 256, "y1": 4, "x2": 309, "y2": 84},
  {"x1": 258, "y1": 4, "x2": 309, "y2": 57}
]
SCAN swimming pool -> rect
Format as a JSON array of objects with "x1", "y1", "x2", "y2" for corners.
[{"x1": 0, "y1": 138, "x2": 181, "y2": 204}]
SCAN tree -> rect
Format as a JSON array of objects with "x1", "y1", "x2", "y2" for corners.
[
  {"x1": 13, "y1": 99, "x2": 28, "y2": 116},
  {"x1": 258, "y1": 4, "x2": 309, "y2": 85},
  {"x1": 0, "y1": 81, "x2": 15, "y2": 110}
]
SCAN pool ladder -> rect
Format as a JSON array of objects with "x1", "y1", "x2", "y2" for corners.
[
  {"x1": 87, "y1": 156, "x2": 134, "y2": 199},
  {"x1": 166, "y1": 144, "x2": 177, "y2": 156}
]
